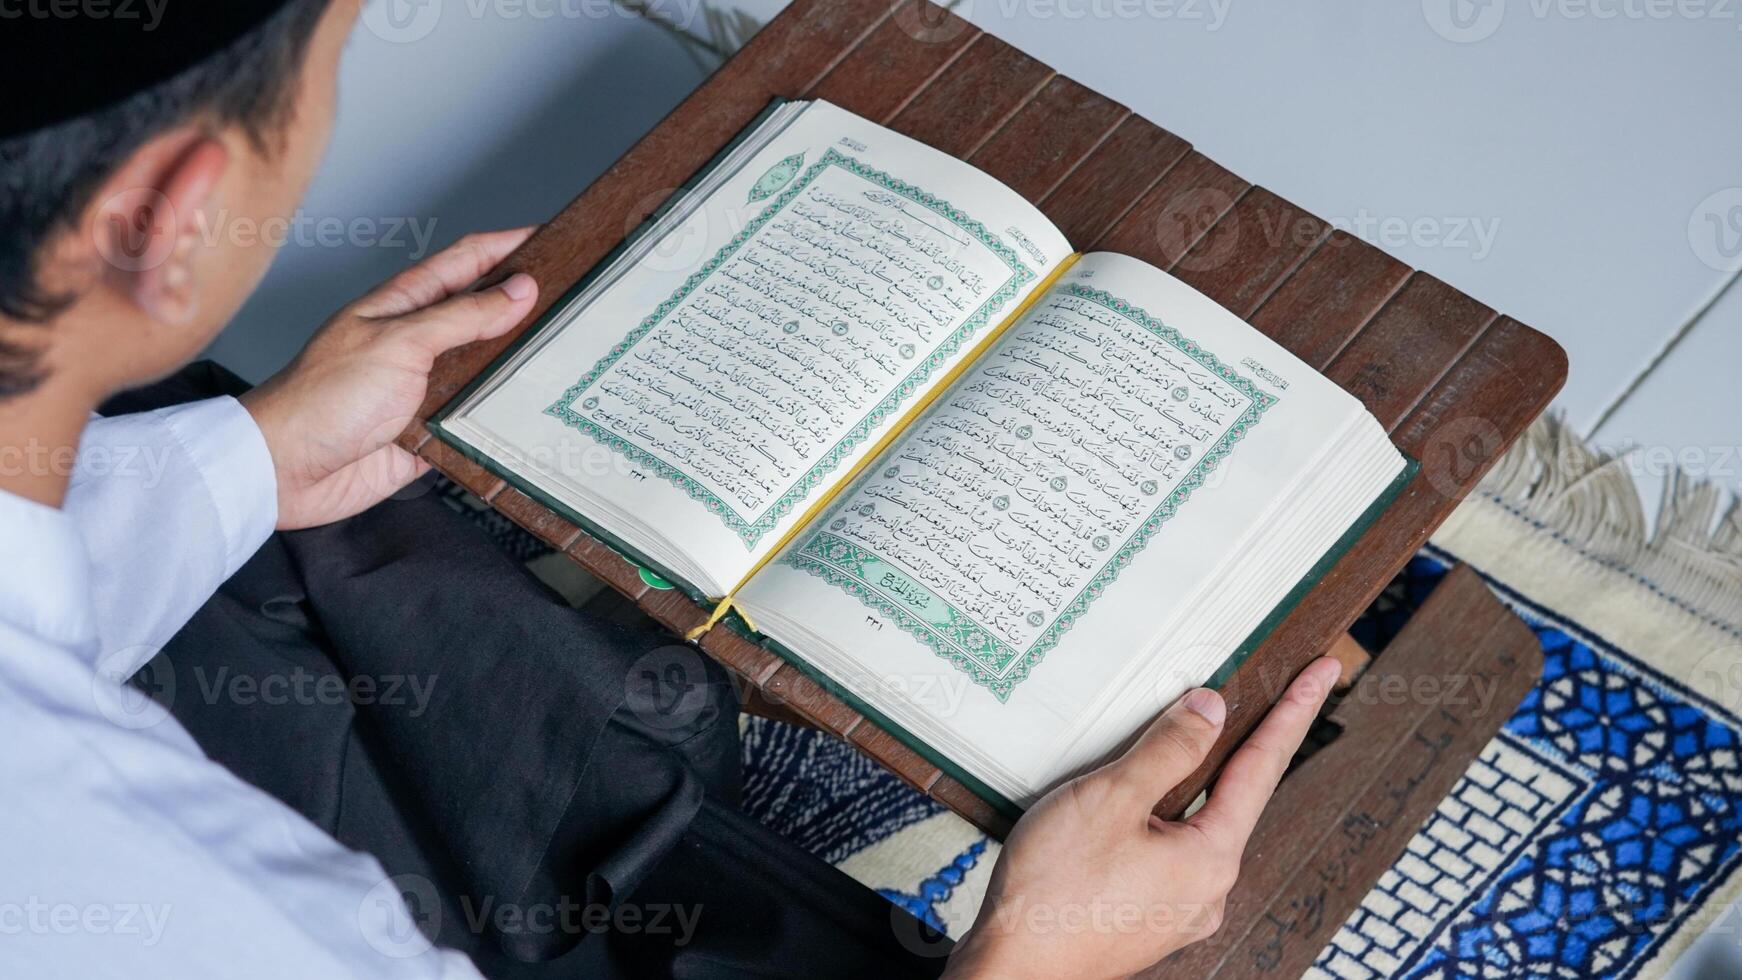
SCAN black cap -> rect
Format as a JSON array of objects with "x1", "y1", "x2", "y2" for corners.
[{"x1": 1, "y1": 0, "x2": 296, "y2": 140}]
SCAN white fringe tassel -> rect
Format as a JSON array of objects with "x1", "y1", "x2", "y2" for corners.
[{"x1": 1473, "y1": 414, "x2": 1742, "y2": 631}]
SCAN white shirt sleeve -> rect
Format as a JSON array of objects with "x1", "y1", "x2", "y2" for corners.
[{"x1": 63, "y1": 396, "x2": 279, "y2": 677}]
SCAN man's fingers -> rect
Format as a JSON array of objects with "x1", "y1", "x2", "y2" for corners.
[
  {"x1": 1102, "y1": 687, "x2": 1227, "y2": 807},
  {"x1": 1186, "y1": 656, "x2": 1340, "y2": 846},
  {"x1": 355, "y1": 228, "x2": 537, "y2": 317},
  {"x1": 392, "y1": 273, "x2": 538, "y2": 356}
]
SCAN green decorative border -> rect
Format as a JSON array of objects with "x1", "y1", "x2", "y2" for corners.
[
  {"x1": 784, "y1": 282, "x2": 1279, "y2": 702},
  {"x1": 543, "y1": 148, "x2": 1033, "y2": 548}
]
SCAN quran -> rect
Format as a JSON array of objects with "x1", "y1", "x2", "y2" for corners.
[{"x1": 432, "y1": 99, "x2": 1412, "y2": 811}]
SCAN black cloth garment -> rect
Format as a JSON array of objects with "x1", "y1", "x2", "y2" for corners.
[{"x1": 107, "y1": 364, "x2": 950, "y2": 979}]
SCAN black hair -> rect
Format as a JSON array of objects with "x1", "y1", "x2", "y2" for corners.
[{"x1": 0, "y1": 0, "x2": 330, "y2": 396}]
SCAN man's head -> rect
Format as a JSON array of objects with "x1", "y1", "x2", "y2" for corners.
[{"x1": 0, "y1": 0, "x2": 358, "y2": 402}]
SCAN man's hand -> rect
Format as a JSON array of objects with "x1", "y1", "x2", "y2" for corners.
[
  {"x1": 241, "y1": 228, "x2": 539, "y2": 529},
  {"x1": 944, "y1": 657, "x2": 1342, "y2": 980}
]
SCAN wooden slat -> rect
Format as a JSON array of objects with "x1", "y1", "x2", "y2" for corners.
[
  {"x1": 887, "y1": 34, "x2": 1055, "y2": 158},
  {"x1": 640, "y1": 588, "x2": 710, "y2": 637},
  {"x1": 492, "y1": 487, "x2": 582, "y2": 551},
  {"x1": 967, "y1": 76, "x2": 1128, "y2": 202},
  {"x1": 564, "y1": 535, "x2": 649, "y2": 604},
  {"x1": 697, "y1": 625, "x2": 785, "y2": 685},
  {"x1": 1173, "y1": 187, "x2": 1330, "y2": 318},
  {"x1": 419, "y1": 435, "x2": 503, "y2": 502},
  {"x1": 1397, "y1": 317, "x2": 1567, "y2": 499},
  {"x1": 930, "y1": 775, "x2": 1015, "y2": 838},
  {"x1": 1326, "y1": 274, "x2": 1497, "y2": 430},
  {"x1": 1247, "y1": 231, "x2": 1411, "y2": 370},
  {"x1": 805, "y1": 0, "x2": 980, "y2": 122},
  {"x1": 851, "y1": 724, "x2": 943, "y2": 793},
  {"x1": 1090, "y1": 150, "x2": 1249, "y2": 266},
  {"x1": 759, "y1": 663, "x2": 867, "y2": 733},
  {"x1": 1039, "y1": 114, "x2": 1189, "y2": 246}
]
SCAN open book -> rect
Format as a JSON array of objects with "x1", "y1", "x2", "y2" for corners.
[{"x1": 434, "y1": 100, "x2": 1412, "y2": 812}]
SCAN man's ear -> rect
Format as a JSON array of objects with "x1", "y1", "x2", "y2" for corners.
[{"x1": 90, "y1": 136, "x2": 229, "y2": 323}]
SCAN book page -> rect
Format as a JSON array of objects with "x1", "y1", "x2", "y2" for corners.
[
  {"x1": 441, "y1": 101, "x2": 1071, "y2": 594},
  {"x1": 771, "y1": 267, "x2": 1278, "y2": 702},
  {"x1": 738, "y1": 253, "x2": 1378, "y2": 797}
]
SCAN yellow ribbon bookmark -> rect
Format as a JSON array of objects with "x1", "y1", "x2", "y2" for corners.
[{"x1": 685, "y1": 253, "x2": 1082, "y2": 643}]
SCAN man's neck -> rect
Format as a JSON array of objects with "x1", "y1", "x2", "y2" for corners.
[{"x1": 0, "y1": 376, "x2": 102, "y2": 509}]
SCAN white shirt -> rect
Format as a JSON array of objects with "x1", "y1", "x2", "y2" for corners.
[{"x1": 0, "y1": 397, "x2": 482, "y2": 979}]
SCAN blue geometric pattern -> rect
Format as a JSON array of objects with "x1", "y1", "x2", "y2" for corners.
[
  {"x1": 878, "y1": 840, "x2": 990, "y2": 933},
  {"x1": 739, "y1": 713, "x2": 947, "y2": 867},
  {"x1": 1315, "y1": 554, "x2": 1742, "y2": 979}
]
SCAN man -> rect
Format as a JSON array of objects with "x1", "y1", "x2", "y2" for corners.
[{"x1": 0, "y1": 1, "x2": 1342, "y2": 976}]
